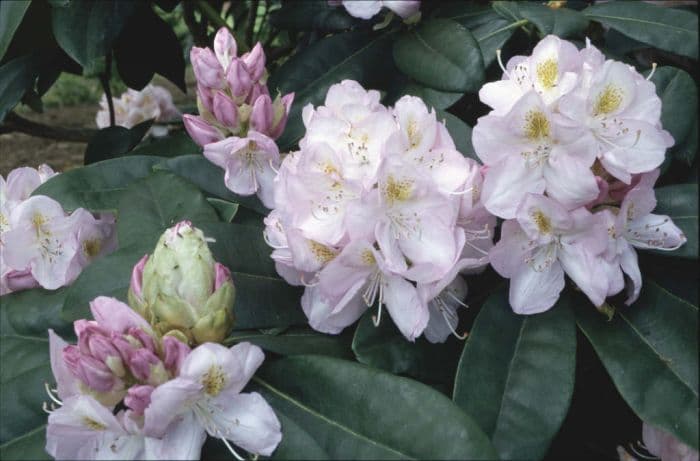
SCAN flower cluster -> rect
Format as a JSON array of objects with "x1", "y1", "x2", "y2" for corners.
[
  {"x1": 265, "y1": 80, "x2": 495, "y2": 342},
  {"x1": 328, "y1": 0, "x2": 421, "y2": 21},
  {"x1": 1, "y1": 165, "x2": 116, "y2": 295},
  {"x1": 184, "y1": 27, "x2": 294, "y2": 208},
  {"x1": 45, "y1": 222, "x2": 281, "y2": 460},
  {"x1": 475, "y1": 35, "x2": 686, "y2": 314},
  {"x1": 96, "y1": 84, "x2": 181, "y2": 137},
  {"x1": 618, "y1": 423, "x2": 698, "y2": 461}
]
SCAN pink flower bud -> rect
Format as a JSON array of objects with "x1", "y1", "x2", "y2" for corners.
[
  {"x1": 162, "y1": 335, "x2": 190, "y2": 376},
  {"x1": 3, "y1": 269, "x2": 39, "y2": 291},
  {"x1": 127, "y1": 348, "x2": 162, "y2": 382},
  {"x1": 226, "y1": 58, "x2": 253, "y2": 99},
  {"x1": 63, "y1": 346, "x2": 117, "y2": 392},
  {"x1": 268, "y1": 92, "x2": 295, "y2": 140},
  {"x1": 124, "y1": 385, "x2": 154, "y2": 416},
  {"x1": 130, "y1": 254, "x2": 148, "y2": 302},
  {"x1": 214, "y1": 27, "x2": 237, "y2": 70},
  {"x1": 195, "y1": 85, "x2": 213, "y2": 117},
  {"x1": 190, "y1": 47, "x2": 224, "y2": 89},
  {"x1": 245, "y1": 82, "x2": 270, "y2": 105},
  {"x1": 242, "y1": 42, "x2": 266, "y2": 82},
  {"x1": 214, "y1": 262, "x2": 233, "y2": 290},
  {"x1": 250, "y1": 94, "x2": 273, "y2": 135},
  {"x1": 183, "y1": 114, "x2": 224, "y2": 147},
  {"x1": 212, "y1": 90, "x2": 239, "y2": 129},
  {"x1": 126, "y1": 327, "x2": 158, "y2": 354}
]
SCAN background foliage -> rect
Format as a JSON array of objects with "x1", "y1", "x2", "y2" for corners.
[{"x1": 0, "y1": 1, "x2": 697, "y2": 460}]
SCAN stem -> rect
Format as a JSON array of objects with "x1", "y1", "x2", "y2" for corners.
[
  {"x1": 246, "y1": 0, "x2": 261, "y2": 47},
  {"x1": 100, "y1": 52, "x2": 115, "y2": 127},
  {"x1": 0, "y1": 112, "x2": 98, "y2": 142}
]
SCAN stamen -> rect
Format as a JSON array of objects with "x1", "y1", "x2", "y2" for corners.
[
  {"x1": 219, "y1": 435, "x2": 246, "y2": 461},
  {"x1": 44, "y1": 382, "x2": 63, "y2": 406},
  {"x1": 646, "y1": 62, "x2": 657, "y2": 81},
  {"x1": 263, "y1": 231, "x2": 286, "y2": 249},
  {"x1": 464, "y1": 239, "x2": 490, "y2": 256},
  {"x1": 627, "y1": 442, "x2": 656, "y2": 460},
  {"x1": 496, "y1": 50, "x2": 512, "y2": 79},
  {"x1": 447, "y1": 186, "x2": 474, "y2": 196},
  {"x1": 436, "y1": 298, "x2": 468, "y2": 340},
  {"x1": 445, "y1": 290, "x2": 470, "y2": 309},
  {"x1": 268, "y1": 159, "x2": 279, "y2": 175},
  {"x1": 372, "y1": 299, "x2": 383, "y2": 327}
]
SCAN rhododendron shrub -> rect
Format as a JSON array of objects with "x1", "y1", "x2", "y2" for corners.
[{"x1": 0, "y1": 1, "x2": 697, "y2": 461}]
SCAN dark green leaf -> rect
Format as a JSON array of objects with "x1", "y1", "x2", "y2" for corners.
[
  {"x1": 207, "y1": 198, "x2": 239, "y2": 222},
  {"x1": 269, "y1": 1, "x2": 357, "y2": 31},
  {"x1": 227, "y1": 327, "x2": 353, "y2": 358},
  {"x1": 129, "y1": 131, "x2": 201, "y2": 158},
  {"x1": 115, "y1": 170, "x2": 219, "y2": 250},
  {"x1": 0, "y1": 1, "x2": 30, "y2": 62},
  {"x1": 32, "y1": 155, "x2": 163, "y2": 212},
  {"x1": 576, "y1": 283, "x2": 698, "y2": 449},
  {"x1": 252, "y1": 355, "x2": 497, "y2": 459},
  {"x1": 393, "y1": 19, "x2": 484, "y2": 93},
  {"x1": 269, "y1": 30, "x2": 397, "y2": 150},
  {"x1": 352, "y1": 311, "x2": 460, "y2": 384},
  {"x1": 493, "y1": 1, "x2": 588, "y2": 37},
  {"x1": 432, "y1": 3, "x2": 521, "y2": 67},
  {"x1": 113, "y1": 5, "x2": 186, "y2": 91},
  {"x1": 437, "y1": 110, "x2": 475, "y2": 159},
  {"x1": 51, "y1": 0, "x2": 137, "y2": 74},
  {"x1": 648, "y1": 67, "x2": 698, "y2": 166},
  {"x1": 653, "y1": 184, "x2": 698, "y2": 259},
  {"x1": 83, "y1": 120, "x2": 153, "y2": 165},
  {"x1": 584, "y1": 2, "x2": 698, "y2": 60},
  {"x1": 0, "y1": 287, "x2": 71, "y2": 338},
  {"x1": 157, "y1": 154, "x2": 268, "y2": 215},
  {"x1": 389, "y1": 81, "x2": 463, "y2": 110},
  {"x1": 0, "y1": 54, "x2": 41, "y2": 122},
  {"x1": 0, "y1": 426, "x2": 49, "y2": 461},
  {"x1": 453, "y1": 289, "x2": 576, "y2": 460}
]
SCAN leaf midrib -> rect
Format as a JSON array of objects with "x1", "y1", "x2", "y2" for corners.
[
  {"x1": 584, "y1": 12, "x2": 697, "y2": 34},
  {"x1": 253, "y1": 376, "x2": 415, "y2": 459}
]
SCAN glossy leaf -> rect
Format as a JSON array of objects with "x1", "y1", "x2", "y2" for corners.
[
  {"x1": 83, "y1": 120, "x2": 153, "y2": 165},
  {"x1": 648, "y1": 67, "x2": 698, "y2": 166},
  {"x1": 0, "y1": 54, "x2": 41, "y2": 122},
  {"x1": 157, "y1": 154, "x2": 268, "y2": 215},
  {"x1": 584, "y1": 2, "x2": 698, "y2": 60},
  {"x1": 653, "y1": 184, "x2": 698, "y2": 259},
  {"x1": 0, "y1": 426, "x2": 48, "y2": 461},
  {"x1": 493, "y1": 1, "x2": 588, "y2": 38},
  {"x1": 453, "y1": 289, "x2": 576, "y2": 460},
  {"x1": 393, "y1": 19, "x2": 484, "y2": 93},
  {"x1": 437, "y1": 109, "x2": 475, "y2": 160},
  {"x1": 432, "y1": 3, "x2": 521, "y2": 67},
  {"x1": 0, "y1": 0, "x2": 30, "y2": 61},
  {"x1": 386, "y1": 80, "x2": 463, "y2": 110},
  {"x1": 227, "y1": 327, "x2": 353, "y2": 358},
  {"x1": 269, "y1": 30, "x2": 397, "y2": 150},
  {"x1": 50, "y1": 0, "x2": 137, "y2": 74},
  {"x1": 576, "y1": 282, "x2": 698, "y2": 449},
  {"x1": 128, "y1": 131, "x2": 201, "y2": 158},
  {"x1": 269, "y1": 1, "x2": 357, "y2": 31},
  {"x1": 207, "y1": 198, "x2": 239, "y2": 222},
  {"x1": 351, "y1": 311, "x2": 460, "y2": 384},
  {"x1": 32, "y1": 155, "x2": 163, "y2": 212},
  {"x1": 252, "y1": 355, "x2": 498, "y2": 459}
]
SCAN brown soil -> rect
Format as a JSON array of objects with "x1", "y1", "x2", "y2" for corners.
[{"x1": 0, "y1": 76, "x2": 194, "y2": 177}]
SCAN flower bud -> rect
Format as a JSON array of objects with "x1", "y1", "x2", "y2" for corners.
[
  {"x1": 245, "y1": 82, "x2": 269, "y2": 105},
  {"x1": 196, "y1": 83, "x2": 214, "y2": 115},
  {"x1": 63, "y1": 345, "x2": 120, "y2": 393},
  {"x1": 226, "y1": 58, "x2": 253, "y2": 99},
  {"x1": 128, "y1": 254, "x2": 149, "y2": 317},
  {"x1": 213, "y1": 27, "x2": 238, "y2": 70},
  {"x1": 190, "y1": 47, "x2": 224, "y2": 89},
  {"x1": 212, "y1": 90, "x2": 239, "y2": 129},
  {"x1": 269, "y1": 93, "x2": 295, "y2": 140},
  {"x1": 127, "y1": 348, "x2": 168, "y2": 386},
  {"x1": 133, "y1": 221, "x2": 236, "y2": 345},
  {"x1": 250, "y1": 94, "x2": 273, "y2": 135},
  {"x1": 124, "y1": 385, "x2": 154, "y2": 416},
  {"x1": 162, "y1": 335, "x2": 190, "y2": 376},
  {"x1": 183, "y1": 114, "x2": 224, "y2": 147},
  {"x1": 242, "y1": 42, "x2": 266, "y2": 82}
]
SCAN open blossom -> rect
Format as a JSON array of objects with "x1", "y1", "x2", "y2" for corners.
[
  {"x1": 185, "y1": 27, "x2": 294, "y2": 209},
  {"x1": 266, "y1": 80, "x2": 493, "y2": 341},
  {"x1": 145, "y1": 342, "x2": 282, "y2": 458},
  {"x1": 598, "y1": 170, "x2": 685, "y2": 304},
  {"x1": 1, "y1": 165, "x2": 116, "y2": 295},
  {"x1": 490, "y1": 194, "x2": 608, "y2": 314},
  {"x1": 96, "y1": 84, "x2": 181, "y2": 137}
]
